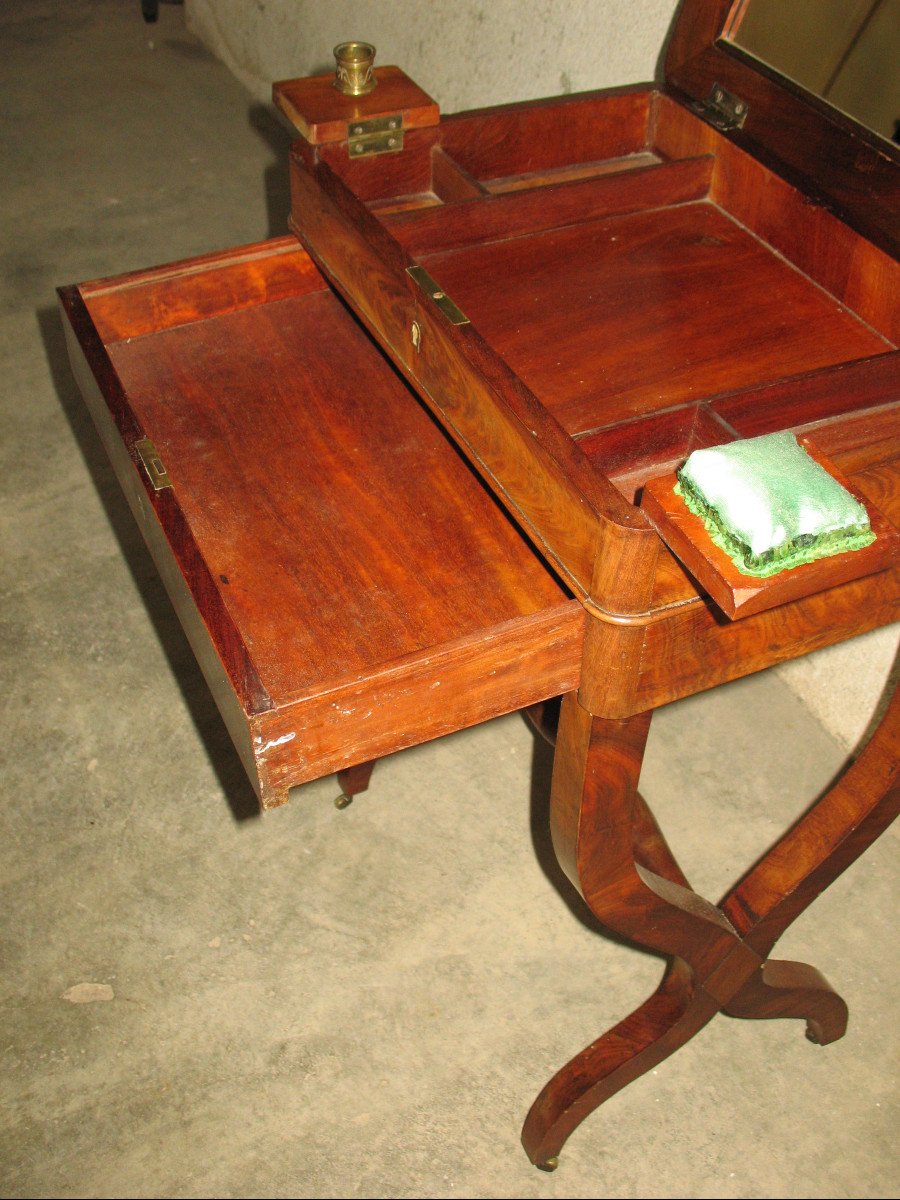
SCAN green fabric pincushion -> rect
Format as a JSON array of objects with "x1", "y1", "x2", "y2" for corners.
[{"x1": 674, "y1": 432, "x2": 875, "y2": 577}]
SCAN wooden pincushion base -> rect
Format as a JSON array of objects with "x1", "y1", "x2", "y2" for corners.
[{"x1": 642, "y1": 441, "x2": 899, "y2": 619}]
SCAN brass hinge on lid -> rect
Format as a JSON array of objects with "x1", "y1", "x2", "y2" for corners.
[
  {"x1": 406, "y1": 265, "x2": 470, "y2": 326},
  {"x1": 347, "y1": 114, "x2": 404, "y2": 157},
  {"x1": 135, "y1": 437, "x2": 172, "y2": 491},
  {"x1": 693, "y1": 83, "x2": 748, "y2": 131}
]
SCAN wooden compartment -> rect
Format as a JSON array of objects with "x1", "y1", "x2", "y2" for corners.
[
  {"x1": 279, "y1": 63, "x2": 899, "y2": 634},
  {"x1": 60, "y1": 237, "x2": 584, "y2": 810}
]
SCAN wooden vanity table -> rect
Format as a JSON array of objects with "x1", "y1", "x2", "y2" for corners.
[{"x1": 61, "y1": 0, "x2": 897, "y2": 1169}]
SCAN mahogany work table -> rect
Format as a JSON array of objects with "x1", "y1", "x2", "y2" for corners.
[{"x1": 61, "y1": 0, "x2": 898, "y2": 1170}]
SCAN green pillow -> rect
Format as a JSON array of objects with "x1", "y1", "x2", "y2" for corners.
[{"x1": 674, "y1": 432, "x2": 874, "y2": 578}]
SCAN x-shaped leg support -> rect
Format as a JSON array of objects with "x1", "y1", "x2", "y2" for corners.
[{"x1": 522, "y1": 681, "x2": 900, "y2": 1169}]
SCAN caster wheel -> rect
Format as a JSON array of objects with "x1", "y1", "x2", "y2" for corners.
[
  {"x1": 334, "y1": 792, "x2": 353, "y2": 810},
  {"x1": 537, "y1": 1157, "x2": 559, "y2": 1172}
]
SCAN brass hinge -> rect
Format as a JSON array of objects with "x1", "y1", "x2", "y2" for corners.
[
  {"x1": 347, "y1": 114, "x2": 404, "y2": 157},
  {"x1": 135, "y1": 437, "x2": 172, "y2": 491},
  {"x1": 693, "y1": 83, "x2": 748, "y2": 131},
  {"x1": 406, "y1": 265, "x2": 470, "y2": 326}
]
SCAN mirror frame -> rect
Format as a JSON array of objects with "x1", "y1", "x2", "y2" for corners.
[{"x1": 665, "y1": 0, "x2": 899, "y2": 256}]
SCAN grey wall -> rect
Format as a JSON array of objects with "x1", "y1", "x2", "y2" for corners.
[
  {"x1": 185, "y1": 0, "x2": 680, "y2": 111},
  {"x1": 184, "y1": 0, "x2": 898, "y2": 750}
]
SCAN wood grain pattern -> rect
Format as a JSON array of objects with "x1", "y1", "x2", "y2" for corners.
[
  {"x1": 385, "y1": 155, "x2": 714, "y2": 257},
  {"x1": 80, "y1": 237, "x2": 325, "y2": 343},
  {"x1": 634, "y1": 559, "x2": 899, "y2": 712},
  {"x1": 484, "y1": 151, "x2": 661, "y2": 195},
  {"x1": 252, "y1": 605, "x2": 584, "y2": 805},
  {"x1": 641, "y1": 449, "x2": 898, "y2": 619},
  {"x1": 650, "y1": 91, "x2": 900, "y2": 340},
  {"x1": 63, "y1": 239, "x2": 584, "y2": 809},
  {"x1": 273, "y1": 65, "x2": 439, "y2": 145},
  {"x1": 316, "y1": 125, "x2": 439, "y2": 203},
  {"x1": 430, "y1": 146, "x2": 488, "y2": 203},
  {"x1": 66, "y1": 34, "x2": 900, "y2": 1168},
  {"x1": 288, "y1": 153, "x2": 652, "y2": 612},
  {"x1": 438, "y1": 86, "x2": 652, "y2": 183},
  {"x1": 710, "y1": 353, "x2": 900, "y2": 438},
  {"x1": 420, "y1": 202, "x2": 890, "y2": 437},
  {"x1": 523, "y1": 679, "x2": 899, "y2": 1164},
  {"x1": 664, "y1": 0, "x2": 900, "y2": 259}
]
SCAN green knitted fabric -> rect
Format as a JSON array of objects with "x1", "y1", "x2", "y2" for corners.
[{"x1": 674, "y1": 432, "x2": 874, "y2": 578}]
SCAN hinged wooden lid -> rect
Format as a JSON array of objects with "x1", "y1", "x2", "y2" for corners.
[{"x1": 666, "y1": 0, "x2": 899, "y2": 256}]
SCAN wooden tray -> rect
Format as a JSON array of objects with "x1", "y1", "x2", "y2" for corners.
[
  {"x1": 641, "y1": 441, "x2": 899, "y2": 619},
  {"x1": 60, "y1": 237, "x2": 584, "y2": 809}
]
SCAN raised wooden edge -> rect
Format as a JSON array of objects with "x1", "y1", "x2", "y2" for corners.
[
  {"x1": 274, "y1": 66, "x2": 439, "y2": 145},
  {"x1": 709, "y1": 353, "x2": 900, "y2": 438},
  {"x1": 641, "y1": 444, "x2": 899, "y2": 619},
  {"x1": 384, "y1": 155, "x2": 714, "y2": 256},
  {"x1": 77, "y1": 237, "x2": 327, "y2": 344},
  {"x1": 62, "y1": 241, "x2": 587, "y2": 811},
  {"x1": 59, "y1": 285, "x2": 273, "y2": 801},
  {"x1": 288, "y1": 152, "x2": 666, "y2": 621},
  {"x1": 665, "y1": 0, "x2": 899, "y2": 258},
  {"x1": 250, "y1": 603, "x2": 585, "y2": 808}
]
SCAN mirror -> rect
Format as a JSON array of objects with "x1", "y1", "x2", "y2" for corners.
[{"x1": 727, "y1": 0, "x2": 899, "y2": 142}]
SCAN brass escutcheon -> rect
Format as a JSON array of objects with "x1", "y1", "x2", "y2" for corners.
[{"x1": 333, "y1": 41, "x2": 377, "y2": 96}]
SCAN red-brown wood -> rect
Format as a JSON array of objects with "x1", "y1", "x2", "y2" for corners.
[
  {"x1": 280, "y1": 42, "x2": 899, "y2": 1168},
  {"x1": 385, "y1": 155, "x2": 715, "y2": 256},
  {"x1": 420, "y1": 203, "x2": 890, "y2": 436},
  {"x1": 273, "y1": 65, "x2": 438, "y2": 145},
  {"x1": 521, "y1": 679, "x2": 899, "y2": 1166},
  {"x1": 641, "y1": 444, "x2": 899, "y2": 620},
  {"x1": 61, "y1": 239, "x2": 584, "y2": 810},
  {"x1": 63, "y1": 11, "x2": 900, "y2": 1170},
  {"x1": 79, "y1": 237, "x2": 325, "y2": 342},
  {"x1": 649, "y1": 94, "x2": 899, "y2": 341},
  {"x1": 664, "y1": 0, "x2": 900, "y2": 258},
  {"x1": 335, "y1": 759, "x2": 377, "y2": 805}
]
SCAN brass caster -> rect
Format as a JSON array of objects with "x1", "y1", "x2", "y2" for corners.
[
  {"x1": 537, "y1": 1157, "x2": 559, "y2": 1172},
  {"x1": 334, "y1": 792, "x2": 353, "y2": 810}
]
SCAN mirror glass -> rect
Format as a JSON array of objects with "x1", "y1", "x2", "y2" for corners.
[{"x1": 727, "y1": 0, "x2": 899, "y2": 142}]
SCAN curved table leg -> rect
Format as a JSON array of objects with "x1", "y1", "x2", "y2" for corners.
[
  {"x1": 522, "y1": 957, "x2": 717, "y2": 1169},
  {"x1": 522, "y1": 681, "x2": 900, "y2": 1167},
  {"x1": 723, "y1": 959, "x2": 848, "y2": 1045}
]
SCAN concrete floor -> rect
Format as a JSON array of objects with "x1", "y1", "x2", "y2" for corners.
[{"x1": 1, "y1": 3, "x2": 897, "y2": 1197}]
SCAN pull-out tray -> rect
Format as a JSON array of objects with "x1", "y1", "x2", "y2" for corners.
[{"x1": 60, "y1": 237, "x2": 584, "y2": 809}]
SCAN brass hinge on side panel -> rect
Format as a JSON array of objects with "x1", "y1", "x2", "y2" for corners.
[
  {"x1": 135, "y1": 437, "x2": 172, "y2": 491},
  {"x1": 406, "y1": 265, "x2": 470, "y2": 326},
  {"x1": 347, "y1": 114, "x2": 404, "y2": 157},
  {"x1": 692, "y1": 83, "x2": 748, "y2": 131}
]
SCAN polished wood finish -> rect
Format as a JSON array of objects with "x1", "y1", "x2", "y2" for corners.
[
  {"x1": 419, "y1": 203, "x2": 889, "y2": 433},
  {"x1": 665, "y1": 0, "x2": 900, "y2": 257},
  {"x1": 521, "y1": 684, "x2": 899, "y2": 1167},
  {"x1": 285, "y1": 83, "x2": 898, "y2": 627},
  {"x1": 61, "y1": 238, "x2": 583, "y2": 810},
  {"x1": 61, "y1": 12, "x2": 900, "y2": 1171},
  {"x1": 642, "y1": 444, "x2": 899, "y2": 620},
  {"x1": 278, "y1": 35, "x2": 899, "y2": 1168},
  {"x1": 273, "y1": 65, "x2": 438, "y2": 145}
]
